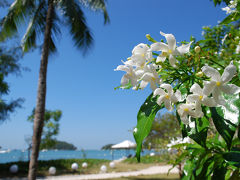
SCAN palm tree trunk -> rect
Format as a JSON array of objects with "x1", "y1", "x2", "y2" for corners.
[{"x1": 28, "y1": 0, "x2": 54, "y2": 179}]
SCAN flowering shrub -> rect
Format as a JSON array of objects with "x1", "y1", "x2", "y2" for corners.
[{"x1": 115, "y1": 1, "x2": 240, "y2": 178}]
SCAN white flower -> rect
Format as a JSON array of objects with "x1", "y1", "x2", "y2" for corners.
[
  {"x1": 140, "y1": 65, "x2": 161, "y2": 91},
  {"x1": 126, "y1": 43, "x2": 152, "y2": 69},
  {"x1": 222, "y1": 0, "x2": 237, "y2": 14},
  {"x1": 150, "y1": 31, "x2": 192, "y2": 67},
  {"x1": 153, "y1": 84, "x2": 181, "y2": 111},
  {"x1": 187, "y1": 83, "x2": 217, "y2": 113},
  {"x1": 202, "y1": 62, "x2": 240, "y2": 105},
  {"x1": 114, "y1": 63, "x2": 142, "y2": 88},
  {"x1": 221, "y1": 34, "x2": 228, "y2": 45},
  {"x1": 133, "y1": 128, "x2": 137, "y2": 133},
  {"x1": 236, "y1": 44, "x2": 240, "y2": 54},
  {"x1": 177, "y1": 103, "x2": 200, "y2": 124}
]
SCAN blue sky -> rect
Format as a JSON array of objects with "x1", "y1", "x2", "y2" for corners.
[{"x1": 0, "y1": 0, "x2": 227, "y2": 150}]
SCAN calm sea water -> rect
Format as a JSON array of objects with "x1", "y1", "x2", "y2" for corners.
[{"x1": 0, "y1": 149, "x2": 155, "y2": 164}]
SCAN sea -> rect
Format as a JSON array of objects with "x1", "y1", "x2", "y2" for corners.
[{"x1": 0, "y1": 149, "x2": 156, "y2": 164}]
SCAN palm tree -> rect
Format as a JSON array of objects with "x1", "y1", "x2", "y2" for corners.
[{"x1": 0, "y1": 0, "x2": 109, "y2": 179}]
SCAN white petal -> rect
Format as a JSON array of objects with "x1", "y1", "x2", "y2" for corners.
[
  {"x1": 121, "y1": 74, "x2": 129, "y2": 86},
  {"x1": 139, "y1": 80, "x2": 149, "y2": 89},
  {"x1": 141, "y1": 73, "x2": 153, "y2": 81},
  {"x1": 220, "y1": 84, "x2": 240, "y2": 94},
  {"x1": 174, "y1": 90, "x2": 182, "y2": 102},
  {"x1": 115, "y1": 65, "x2": 130, "y2": 73},
  {"x1": 202, "y1": 97, "x2": 217, "y2": 107},
  {"x1": 124, "y1": 60, "x2": 136, "y2": 66},
  {"x1": 150, "y1": 82, "x2": 158, "y2": 91},
  {"x1": 156, "y1": 56, "x2": 166, "y2": 63},
  {"x1": 150, "y1": 42, "x2": 169, "y2": 52},
  {"x1": 154, "y1": 88, "x2": 166, "y2": 96},
  {"x1": 202, "y1": 65, "x2": 221, "y2": 81},
  {"x1": 135, "y1": 69, "x2": 144, "y2": 78},
  {"x1": 170, "y1": 94, "x2": 178, "y2": 103},
  {"x1": 221, "y1": 62, "x2": 237, "y2": 83},
  {"x1": 192, "y1": 110, "x2": 204, "y2": 118},
  {"x1": 181, "y1": 115, "x2": 190, "y2": 125},
  {"x1": 176, "y1": 42, "x2": 192, "y2": 55},
  {"x1": 160, "y1": 31, "x2": 176, "y2": 50},
  {"x1": 177, "y1": 106, "x2": 184, "y2": 116},
  {"x1": 130, "y1": 76, "x2": 138, "y2": 86},
  {"x1": 169, "y1": 55, "x2": 177, "y2": 68},
  {"x1": 213, "y1": 88, "x2": 226, "y2": 106},
  {"x1": 160, "y1": 84, "x2": 173, "y2": 94},
  {"x1": 132, "y1": 43, "x2": 149, "y2": 55},
  {"x1": 186, "y1": 94, "x2": 199, "y2": 103},
  {"x1": 156, "y1": 96, "x2": 165, "y2": 106},
  {"x1": 190, "y1": 83, "x2": 203, "y2": 95},
  {"x1": 203, "y1": 81, "x2": 216, "y2": 96},
  {"x1": 163, "y1": 99, "x2": 173, "y2": 111}
]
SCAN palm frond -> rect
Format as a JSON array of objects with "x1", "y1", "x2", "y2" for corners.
[
  {"x1": 48, "y1": 8, "x2": 61, "y2": 54},
  {"x1": 22, "y1": 1, "x2": 61, "y2": 54},
  {"x1": 21, "y1": 1, "x2": 47, "y2": 52},
  {"x1": 59, "y1": 0, "x2": 93, "y2": 54},
  {"x1": 0, "y1": 98, "x2": 24, "y2": 122},
  {"x1": 79, "y1": 0, "x2": 110, "y2": 24},
  {"x1": 0, "y1": 0, "x2": 35, "y2": 41}
]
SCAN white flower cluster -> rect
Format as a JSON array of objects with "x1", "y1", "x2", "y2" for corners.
[
  {"x1": 222, "y1": 0, "x2": 237, "y2": 14},
  {"x1": 115, "y1": 31, "x2": 191, "y2": 91},
  {"x1": 178, "y1": 62, "x2": 240, "y2": 124},
  {"x1": 115, "y1": 31, "x2": 240, "y2": 125},
  {"x1": 167, "y1": 137, "x2": 191, "y2": 151}
]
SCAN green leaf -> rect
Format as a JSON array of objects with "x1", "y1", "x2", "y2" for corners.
[
  {"x1": 223, "y1": 151, "x2": 240, "y2": 167},
  {"x1": 176, "y1": 113, "x2": 209, "y2": 147},
  {"x1": 114, "y1": 81, "x2": 132, "y2": 90},
  {"x1": 196, "y1": 156, "x2": 215, "y2": 179},
  {"x1": 189, "y1": 117, "x2": 209, "y2": 147},
  {"x1": 220, "y1": 12, "x2": 240, "y2": 25},
  {"x1": 176, "y1": 112, "x2": 189, "y2": 138},
  {"x1": 133, "y1": 93, "x2": 161, "y2": 162},
  {"x1": 210, "y1": 107, "x2": 236, "y2": 150},
  {"x1": 212, "y1": 164, "x2": 227, "y2": 180}
]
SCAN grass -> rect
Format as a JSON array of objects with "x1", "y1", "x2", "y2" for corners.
[
  {"x1": 124, "y1": 154, "x2": 167, "y2": 164},
  {"x1": 0, "y1": 155, "x2": 175, "y2": 178},
  {"x1": 0, "y1": 159, "x2": 109, "y2": 178}
]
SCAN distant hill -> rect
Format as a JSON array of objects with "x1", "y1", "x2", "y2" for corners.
[
  {"x1": 101, "y1": 144, "x2": 114, "y2": 150},
  {"x1": 53, "y1": 140, "x2": 77, "y2": 150}
]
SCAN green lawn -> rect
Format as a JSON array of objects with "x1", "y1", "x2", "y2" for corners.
[{"x1": 0, "y1": 155, "x2": 174, "y2": 178}]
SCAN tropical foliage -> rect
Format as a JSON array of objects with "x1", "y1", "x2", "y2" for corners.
[
  {"x1": 115, "y1": 0, "x2": 240, "y2": 179},
  {"x1": 28, "y1": 109, "x2": 62, "y2": 150},
  {"x1": 0, "y1": 4, "x2": 23, "y2": 123}
]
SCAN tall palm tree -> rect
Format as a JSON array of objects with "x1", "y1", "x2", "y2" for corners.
[{"x1": 0, "y1": 0, "x2": 109, "y2": 179}]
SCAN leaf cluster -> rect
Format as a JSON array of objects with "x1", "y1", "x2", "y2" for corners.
[
  {"x1": 132, "y1": 22, "x2": 240, "y2": 178},
  {"x1": 28, "y1": 108, "x2": 62, "y2": 150},
  {"x1": 0, "y1": 0, "x2": 110, "y2": 55}
]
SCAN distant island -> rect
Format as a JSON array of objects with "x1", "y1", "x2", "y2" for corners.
[
  {"x1": 40, "y1": 140, "x2": 77, "y2": 150},
  {"x1": 53, "y1": 140, "x2": 77, "y2": 150},
  {"x1": 101, "y1": 143, "x2": 114, "y2": 150}
]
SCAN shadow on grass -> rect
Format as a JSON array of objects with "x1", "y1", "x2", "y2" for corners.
[{"x1": 0, "y1": 159, "x2": 109, "y2": 178}]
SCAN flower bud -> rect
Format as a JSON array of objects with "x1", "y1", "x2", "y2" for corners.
[
  {"x1": 146, "y1": 34, "x2": 157, "y2": 43},
  {"x1": 196, "y1": 71, "x2": 203, "y2": 77},
  {"x1": 194, "y1": 46, "x2": 201, "y2": 53},
  {"x1": 146, "y1": 34, "x2": 151, "y2": 39}
]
